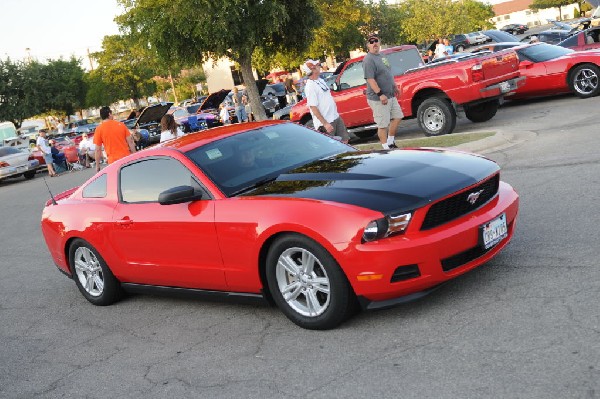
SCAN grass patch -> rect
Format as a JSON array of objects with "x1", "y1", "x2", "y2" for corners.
[{"x1": 356, "y1": 131, "x2": 496, "y2": 150}]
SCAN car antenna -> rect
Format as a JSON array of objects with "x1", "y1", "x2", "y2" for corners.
[{"x1": 42, "y1": 176, "x2": 58, "y2": 205}]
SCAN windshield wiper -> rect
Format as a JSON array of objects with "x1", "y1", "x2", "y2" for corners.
[{"x1": 229, "y1": 176, "x2": 279, "y2": 196}]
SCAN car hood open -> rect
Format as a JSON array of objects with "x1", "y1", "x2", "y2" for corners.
[
  {"x1": 199, "y1": 90, "x2": 230, "y2": 111},
  {"x1": 245, "y1": 148, "x2": 500, "y2": 214},
  {"x1": 137, "y1": 102, "x2": 174, "y2": 125}
]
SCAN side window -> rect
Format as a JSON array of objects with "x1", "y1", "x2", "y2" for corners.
[
  {"x1": 561, "y1": 35, "x2": 578, "y2": 48},
  {"x1": 386, "y1": 50, "x2": 424, "y2": 74},
  {"x1": 82, "y1": 174, "x2": 107, "y2": 198},
  {"x1": 338, "y1": 61, "x2": 365, "y2": 90},
  {"x1": 119, "y1": 157, "x2": 200, "y2": 203}
]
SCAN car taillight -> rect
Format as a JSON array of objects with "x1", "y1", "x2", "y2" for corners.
[
  {"x1": 0, "y1": 161, "x2": 9, "y2": 167},
  {"x1": 471, "y1": 64, "x2": 484, "y2": 82}
]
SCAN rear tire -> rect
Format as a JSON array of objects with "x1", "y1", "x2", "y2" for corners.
[
  {"x1": 23, "y1": 171, "x2": 36, "y2": 179},
  {"x1": 417, "y1": 97, "x2": 457, "y2": 136},
  {"x1": 456, "y1": 44, "x2": 465, "y2": 52},
  {"x1": 266, "y1": 234, "x2": 356, "y2": 330},
  {"x1": 69, "y1": 239, "x2": 122, "y2": 306},
  {"x1": 464, "y1": 99, "x2": 499, "y2": 123},
  {"x1": 569, "y1": 64, "x2": 600, "y2": 99}
]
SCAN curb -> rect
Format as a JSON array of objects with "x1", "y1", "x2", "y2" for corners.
[{"x1": 450, "y1": 130, "x2": 536, "y2": 154}]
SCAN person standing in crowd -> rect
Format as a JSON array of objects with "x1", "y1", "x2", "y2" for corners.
[
  {"x1": 159, "y1": 114, "x2": 184, "y2": 142},
  {"x1": 78, "y1": 133, "x2": 96, "y2": 168},
  {"x1": 284, "y1": 73, "x2": 297, "y2": 105},
  {"x1": 433, "y1": 37, "x2": 446, "y2": 60},
  {"x1": 56, "y1": 119, "x2": 65, "y2": 135},
  {"x1": 219, "y1": 103, "x2": 231, "y2": 125},
  {"x1": 443, "y1": 37, "x2": 454, "y2": 55},
  {"x1": 93, "y1": 106, "x2": 136, "y2": 172},
  {"x1": 363, "y1": 33, "x2": 402, "y2": 149},
  {"x1": 242, "y1": 94, "x2": 253, "y2": 122},
  {"x1": 301, "y1": 59, "x2": 353, "y2": 144},
  {"x1": 232, "y1": 87, "x2": 248, "y2": 123},
  {"x1": 36, "y1": 129, "x2": 57, "y2": 177}
]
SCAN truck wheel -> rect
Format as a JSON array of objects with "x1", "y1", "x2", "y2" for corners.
[
  {"x1": 417, "y1": 97, "x2": 456, "y2": 136},
  {"x1": 569, "y1": 64, "x2": 600, "y2": 99},
  {"x1": 464, "y1": 99, "x2": 499, "y2": 123}
]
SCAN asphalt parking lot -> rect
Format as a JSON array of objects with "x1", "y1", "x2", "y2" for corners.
[{"x1": 1, "y1": 94, "x2": 599, "y2": 398}]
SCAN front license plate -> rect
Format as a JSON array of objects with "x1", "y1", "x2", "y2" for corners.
[
  {"x1": 481, "y1": 213, "x2": 508, "y2": 249},
  {"x1": 499, "y1": 81, "x2": 511, "y2": 93}
]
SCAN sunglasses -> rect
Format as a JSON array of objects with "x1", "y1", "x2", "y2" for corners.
[{"x1": 368, "y1": 38, "x2": 379, "y2": 44}]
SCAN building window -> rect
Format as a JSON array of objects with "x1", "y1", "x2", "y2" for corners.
[{"x1": 504, "y1": 15, "x2": 510, "y2": 20}]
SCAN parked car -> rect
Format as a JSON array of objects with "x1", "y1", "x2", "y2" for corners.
[
  {"x1": 557, "y1": 26, "x2": 600, "y2": 51},
  {"x1": 448, "y1": 34, "x2": 470, "y2": 52},
  {"x1": 521, "y1": 30, "x2": 572, "y2": 44},
  {"x1": 501, "y1": 24, "x2": 528, "y2": 35},
  {"x1": 0, "y1": 146, "x2": 39, "y2": 181},
  {"x1": 68, "y1": 119, "x2": 99, "y2": 134},
  {"x1": 40, "y1": 120, "x2": 519, "y2": 330},
  {"x1": 469, "y1": 42, "x2": 522, "y2": 54},
  {"x1": 291, "y1": 44, "x2": 523, "y2": 137},
  {"x1": 129, "y1": 102, "x2": 174, "y2": 144},
  {"x1": 466, "y1": 31, "x2": 489, "y2": 45},
  {"x1": 505, "y1": 43, "x2": 600, "y2": 100},
  {"x1": 480, "y1": 30, "x2": 521, "y2": 43}
]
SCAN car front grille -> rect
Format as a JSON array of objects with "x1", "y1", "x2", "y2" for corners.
[{"x1": 421, "y1": 174, "x2": 500, "y2": 231}]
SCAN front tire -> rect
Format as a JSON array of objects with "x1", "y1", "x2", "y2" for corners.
[
  {"x1": 569, "y1": 64, "x2": 600, "y2": 98},
  {"x1": 456, "y1": 44, "x2": 465, "y2": 52},
  {"x1": 69, "y1": 239, "x2": 122, "y2": 306},
  {"x1": 464, "y1": 99, "x2": 499, "y2": 123},
  {"x1": 266, "y1": 234, "x2": 356, "y2": 330},
  {"x1": 417, "y1": 97, "x2": 457, "y2": 136}
]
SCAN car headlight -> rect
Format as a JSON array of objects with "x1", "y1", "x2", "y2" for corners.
[{"x1": 362, "y1": 212, "x2": 412, "y2": 242}]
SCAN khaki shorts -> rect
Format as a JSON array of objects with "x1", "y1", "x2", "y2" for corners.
[{"x1": 367, "y1": 97, "x2": 404, "y2": 129}]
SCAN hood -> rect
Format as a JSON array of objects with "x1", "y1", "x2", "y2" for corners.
[
  {"x1": 137, "y1": 102, "x2": 173, "y2": 125},
  {"x1": 200, "y1": 90, "x2": 230, "y2": 111},
  {"x1": 244, "y1": 149, "x2": 499, "y2": 214}
]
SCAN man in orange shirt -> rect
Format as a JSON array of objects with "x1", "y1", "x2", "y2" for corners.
[{"x1": 93, "y1": 106, "x2": 136, "y2": 172}]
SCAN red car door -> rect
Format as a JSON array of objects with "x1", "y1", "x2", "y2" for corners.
[
  {"x1": 110, "y1": 157, "x2": 226, "y2": 290},
  {"x1": 333, "y1": 61, "x2": 374, "y2": 126}
]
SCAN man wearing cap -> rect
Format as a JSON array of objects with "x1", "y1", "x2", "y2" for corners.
[
  {"x1": 301, "y1": 59, "x2": 352, "y2": 143},
  {"x1": 363, "y1": 33, "x2": 402, "y2": 149}
]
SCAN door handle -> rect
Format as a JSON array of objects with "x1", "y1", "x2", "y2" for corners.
[{"x1": 116, "y1": 217, "x2": 133, "y2": 226}]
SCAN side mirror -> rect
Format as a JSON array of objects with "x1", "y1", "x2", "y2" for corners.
[{"x1": 158, "y1": 185, "x2": 203, "y2": 205}]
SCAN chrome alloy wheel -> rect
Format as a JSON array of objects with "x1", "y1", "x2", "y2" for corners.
[
  {"x1": 275, "y1": 247, "x2": 331, "y2": 317},
  {"x1": 573, "y1": 67, "x2": 599, "y2": 96},
  {"x1": 422, "y1": 105, "x2": 446, "y2": 134},
  {"x1": 74, "y1": 247, "x2": 104, "y2": 297}
]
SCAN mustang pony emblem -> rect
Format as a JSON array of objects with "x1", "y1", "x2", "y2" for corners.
[{"x1": 467, "y1": 189, "x2": 485, "y2": 205}]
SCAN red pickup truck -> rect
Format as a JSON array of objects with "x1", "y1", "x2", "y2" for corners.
[{"x1": 290, "y1": 45, "x2": 524, "y2": 137}]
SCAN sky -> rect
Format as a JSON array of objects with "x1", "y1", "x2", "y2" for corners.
[{"x1": 2, "y1": 0, "x2": 122, "y2": 66}]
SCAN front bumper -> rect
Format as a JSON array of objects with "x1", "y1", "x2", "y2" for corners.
[{"x1": 343, "y1": 181, "x2": 519, "y2": 308}]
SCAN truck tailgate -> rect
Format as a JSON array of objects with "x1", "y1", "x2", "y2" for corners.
[{"x1": 479, "y1": 50, "x2": 519, "y2": 82}]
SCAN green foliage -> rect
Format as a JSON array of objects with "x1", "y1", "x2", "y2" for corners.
[
  {"x1": 399, "y1": 0, "x2": 494, "y2": 44},
  {"x1": 529, "y1": 0, "x2": 572, "y2": 12},
  {"x1": 117, "y1": 0, "x2": 322, "y2": 120},
  {"x1": 0, "y1": 58, "x2": 86, "y2": 127},
  {"x1": 362, "y1": 1, "x2": 406, "y2": 46},
  {"x1": 91, "y1": 34, "x2": 158, "y2": 107}
]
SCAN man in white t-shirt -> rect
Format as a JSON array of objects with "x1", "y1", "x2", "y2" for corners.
[
  {"x1": 78, "y1": 133, "x2": 97, "y2": 167},
  {"x1": 301, "y1": 59, "x2": 352, "y2": 143},
  {"x1": 36, "y1": 130, "x2": 57, "y2": 177}
]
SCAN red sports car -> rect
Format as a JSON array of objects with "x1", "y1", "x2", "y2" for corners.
[
  {"x1": 41, "y1": 121, "x2": 519, "y2": 329},
  {"x1": 508, "y1": 42, "x2": 600, "y2": 99}
]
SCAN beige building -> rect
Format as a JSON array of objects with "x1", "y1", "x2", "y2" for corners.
[{"x1": 491, "y1": 0, "x2": 581, "y2": 28}]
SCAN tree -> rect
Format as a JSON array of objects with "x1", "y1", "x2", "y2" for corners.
[
  {"x1": 0, "y1": 59, "x2": 31, "y2": 128},
  {"x1": 91, "y1": 34, "x2": 159, "y2": 108},
  {"x1": 530, "y1": 0, "x2": 573, "y2": 20},
  {"x1": 363, "y1": 1, "x2": 406, "y2": 46},
  {"x1": 38, "y1": 58, "x2": 87, "y2": 118},
  {"x1": 116, "y1": 0, "x2": 322, "y2": 121},
  {"x1": 398, "y1": 0, "x2": 494, "y2": 44}
]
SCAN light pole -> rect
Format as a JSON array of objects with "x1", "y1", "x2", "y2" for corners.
[{"x1": 25, "y1": 48, "x2": 32, "y2": 63}]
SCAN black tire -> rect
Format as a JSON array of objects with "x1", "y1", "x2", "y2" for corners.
[
  {"x1": 569, "y1": 64, "x2": 600, "y2": 99},
  {"x1": 23, "y1": 171, "x2": 36, "y2": 179},
  {"x1": 265, "y1": 234, "x2": 356, "y2": 330},
  {"x1": 281, "y1": 115, "x2": 290, "y2": 120},
  {"x1": 417, "y1": 97, "x2": 457, "y2": 136},
  {"x1": 464, "y1": 99, "x2": 499, "y2": 123},
  {"x1": 456, "y1": 44, "x2": 465, "y2": 52},
  {"x1": 69, "y1": 239, "x2": 122, "y2": 306}
]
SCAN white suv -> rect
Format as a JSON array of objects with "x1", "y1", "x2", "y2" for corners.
[{"x1": 466, "y1": 31, "x2": 489, "y2": 45}]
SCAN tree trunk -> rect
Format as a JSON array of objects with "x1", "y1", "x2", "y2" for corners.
[{"x1": 238, "y1": 54, "x2": 267, "y2": 121}]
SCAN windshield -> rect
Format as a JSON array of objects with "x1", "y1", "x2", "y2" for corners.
[
  {"x1": 517, "y1": 43, "x2": 573, "y2": 62},
  {"x1": 185, "y1": 123, "x2": 354, "y2": 197}
]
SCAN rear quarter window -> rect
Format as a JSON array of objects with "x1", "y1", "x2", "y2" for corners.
[{"x1": 82, "y1": 174, "x2": 108, "y2": 198}]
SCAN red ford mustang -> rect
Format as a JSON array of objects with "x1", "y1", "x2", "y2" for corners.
[{"x1": 41, "y1": 121, "x2": 519, "y2": 329}]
